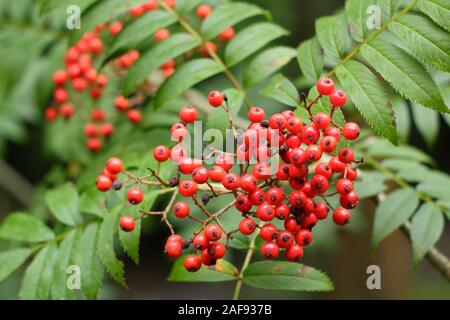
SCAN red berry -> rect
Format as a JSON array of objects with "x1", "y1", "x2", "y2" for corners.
[
  {"x1": 198, "y1": 41, "x2": 217, "y2": 57},
  {"x1": 222, "y1": 173, "x2": 240, "y2": 190},
  {"x1": 154, "y1": 28, "x2": 170, "y2": 41},
  {"x1": 256, "y1": 202, "x2": 275, "y2": 222},
  {"x1": 249, "y1": 189, "x2": 265, "y2": 206},
  {"x1": 306, "y1": 145, "x2": 323, "y2": 162},
  {"x1": 330, "y1": 90, "x2": 347, "y2": 107},
  {"x1": 320, "y1": 136, "x2": 338, "y2": 153},
  {"x1": 252, "y1": 162, "x2": 272, "y2": 180},
  {"x1": 106, "y1": 157, "x2": 123, "y2": 174},
  {"x1": 265, "y1": 187, "x2": 284, "y2": 206},
  {"x1": 239, "y1": 218, "x2": 257, "y2": 235},
  {"x1": 333, "y1": 208, "x2": 351, "y2": 225},
  {"x1": 240, "y1": 174, "x2": 258, "y2": 192},
  {"x1": 310, "y1": 175, "x2": 329, "y2": 194},
  {"x1": 196, "y1": 4, "x2": 212, "y2": 19},
  {"x1": 173, "y1": 201, "x2": 190, "y2": 219},
  {"x1": 343, "y1": 122, "x2": 360, "y2": 141},
  {"x1": 96, "y1": 175, "x2": 112, "y2": 192},
  {"x1": 193, "y1": 234, "x2": 209, "y2": 250},
  {"x1": 153, "y1": 145, "x2": 170, "y2": 162},
  {"x1": 336, "y1": 179, "x2": 354, "y2": 194},
  {"x1": 235, "y1": 195, "x2": 252, "y2": 213},
  {"x1": 208, "y1": 165, "x2": 227, "y2": 182},
  {"x1": 260, "y1": 224, "x2": 277, "y2": 241},
  {"x1": 338, "y1": 148, "x2": 355, "y2": 163},
  {"x1": 345, "y1": 167, "x2": 358, "y2": 181},
  {"x1": 86, "y1": 138, "x2": 102, "y2": 152},
  {"x1": 289, "y1": 190, "x2": 307, "y2": 208},
  {"x1": 315, "y1": 163, "x2": 332, "y2": 179},
  {"x1": 340, "y1": 191, "x2": 359, "y2": 209},
  {"x1": 260, "y1": 242, "x2": 280, "y2": 259},
  {"x1": 325, "y1": 127, "x2": 341, "y2": 142},
  {"x1": 120, "y1": 216, "x2": 136, "y2": 232},
  {"x1": 208, "y1": 242, "x2": 226, "y2": 259},
  {"x1": 178, "y1": 180, "x2": 198, "y2": 197},
  {"x1": 276, "y1": 230, "x2": 294, "y2": 248},
  {"x1": 284, "y1": 217, "x2": 301, "y2": 233},
  {"x1": 184, "y1": 255, "x2": 201, "y2": 272},
  {"x1": 165, "y1": 241, "x2": 182, "y2": 259},
  {"x1": 128, "y1": 188, "x2": 144, "y2": 205},
  {"x1": 313, "y1": 112, "x2": 331, "y2": 130},
  {"x1": 179, "y1": 106, "x2": 198, "y2": 123},
  {"x1": 167, "y1": 234, "x2": 184, "y2": 245},
  {"x1": 192, "y1": 166, "x2": 209, "y2": 184},
  {"x1": 286, "y1": 117, "x2": 303, "y2": 134},
  {"x1": 276, "y1": 165, "x2": 290, "y2": 181},
  {"x1": 329, "y1": 157, "x2": 346, "y2": 173},
  {"x1": 201, "y1": 249, "x2": 216, "y2": 266},
  {"x1": 60, "y1": 103, "x2": 74, "y2": 119},
  {"x1": 109, "y1": 21, "x2": 123, "y2": 36},
  {"x1": 219, "y1": 27, "x2": 235, "y2": 41},
  {"x1": 300, "y1": 212, "x2": 318, "y2": 229},
  {"x1": 316, "y1": 78, "x2": 335, "y2": 95},
  {"x1": 275, "y1": 204, "x2": 290, "y2": 220},
  {"x1": 248, "y1": 107, "x2": 265, "y2": 123},
  {"x1": 178, "y1": 157, "x2": 202, "y2": 175},
  {"x1": 285, "y1": 244, "x2": 304, "y2": 262},
  {"x1": 127, "y1": 109, "x2": 142, "y2": 124},
  {"x1": 301, "y1": 125, "x2": 319, "y2": 145},
  {"x1": 45, "y1": 107, "x2": 58, "y2": 121},
  {"x1": 314, "y1": 202, "x2": 329, "y2": 220},
  {"x1": 53, "y1": 70, "x2": 68, "y2": 85},
  {"x1": 115, "y1": 96, "x2": 129, "y2": 112},
  {"x1": 204, "y1": 224, "x2": 222, "y2": 241},
  {"x1": 208, "y1": 90, "x2": 224, "y2": 107},
  {"x1": 295, "y1": 229, "x2": 313, "y2": 246},
  {"x1": 269, "y1": 113, "x2": 287, "y2": 130},
  {"x1": 215, "y1": 153, "x2": 233, "y2": 171}
]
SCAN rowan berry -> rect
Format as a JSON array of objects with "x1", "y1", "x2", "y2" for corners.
[
  {"x1": 178, "y1": 180, "x2": 198, "y2": 197},
  {"x1": 198, "y1": 41, "x2": 217, "y2": 57},
  {"x1": 343, "y1": 122, "x2": 360, "y2": 141},
  {"x1": 340, "y1": 191, "x2": 359, "y2": 209},
  {"x1": 295, "y1": 229, "x2": 313, "y2": 246},
  {"x1": 196, "y1": 4, "x2": 212, "y2": 19},
  {"x1": 219, "y1": 27, "x2": 235, "y2": 41},
  {"x1": 284, "y1": 217, "x2": 301, "y2": 233},
  {"x1": 314, "y1": 202, "x2": 329, "y2": 220},
  {"x1": 313, "y1": 112, "x2": 332, "y2": 130},
  {"x1": 275, "y1": 204, "x2": 290, "y2": 220},
  {"x1": 192, "y1": 166, "x2": 209, "y2": 184},
  {"x1": 86, "y1": 138, "x2": 102, "y2": 152},
  {"x1": 106, "y1": 157, "x2": 123, "y2": 174},
  {"x1": 153, "y1": 145, "x2": 170, "y2": 162},
  {"x1": 96, "y1": 175, "x2": 112, "y2": 192},
  {"x1": 165, "y1": 241, "x2": 182, "y2": 259},
  {"x1": 193, "y1": 234, "x2": 209, "y2": 250},
  {"x1": 285, "y1": 244, "x2": 304, "y2": 262},
  {"x1": 338, "y1": 148, "x2": 355, "y2": 163},
  {"x1": 208, "y1": 90, "x2": 224, "y2": 107},
  {"x1": 173, "y1": 201, "x2": 190, "y2": 219},
  {"x1": 330, "y1": 90, "x2": 347, "y2": 107},
  {"x1": 248, "y1": 107, "x2": 265, "y2": 123},
  {"x1": 310, "y1": 175, "x2": 329, "y2": 194},
  {"x1": 204, "y1": 224, "x2": 222, "y2": 241},
  {"x1": 120, "y1": 216, "x2": 136, "y2": 232},
  {"x1": 239, "y1": 218, "x2": 257, "y2": 235},
  {"x1": 184, "y1": 255, "x2": 201, "y2": 272},
  {"x1": 179, "y1": 106, "x2": 198, "y2": 123},
  {"x1": 256, "y1": 202, "x2": 275, "y2": 222},
  {"x1": 336, "y1": 179, "x2": 354, "y2": 194},
  {"x1": 154, "y1": 28, "x2": 170, "y2": 41},
  {"x1": 265, "y1": 187, "x2": 284, "y2": 206},
  {"x1": 128, "y1": 188, "x2": 144, "y2": 205},
  {"x1": 260, "y1": 242, "x2": 280, "y2": 259},
  {"x1": 208, "y1": 166, "x2": 227, "y2": 182},
  {"x1": 240, "y1": 174, "x2": 258, "y2": 192},
  {"x1": 316, "y1": 78, "x2": 335, "y2": 95},
  {"x1": 333, "y1": 208, "x2": 351, "y2": 225},
  {"x1": 249, "y1": 189, "x2": 265, "y2": 206},
  {"x1": 127, "y1": 109, "x2": 142, "y2": 124}
]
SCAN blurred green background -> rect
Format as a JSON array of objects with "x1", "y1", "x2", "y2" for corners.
[{"x1": 0, "y1": 0, "x2": 449, "y2": 299}]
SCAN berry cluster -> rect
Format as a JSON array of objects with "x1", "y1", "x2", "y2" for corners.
[
  {"x1": 45, "y1": 1, "x2": 236, "y2": 153},
  {"x1": 95, "y1": 77, "x2": 361, "y2": 273}
]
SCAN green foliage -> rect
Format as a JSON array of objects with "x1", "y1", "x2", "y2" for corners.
[
  {"x1": 168, "y1": 257, "x2": 238, "y2": 282},
  {"x1": 45, "y1": 183, "x2": 83, "y2": 226},
  {"x1": 0, "y1": 213, "x2": 54, "y2": 243},
  {"x1": 297, "y1": 0, "x2": 450, "y2": 144},
  {"x1": 243, "y1": 261, "x2": 334, "y2": 291}
]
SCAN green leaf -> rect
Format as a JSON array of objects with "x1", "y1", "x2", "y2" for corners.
[
  {"x1": 123, "y1": 33, "x2": 201, "y2": 95},
  {"x1": 260, "y1": 74, "x2": 299, "y2": 107},
  {"x1": 411, "y1": 203, "x2": 444, "y2": 265},
  {"x1": 354, "y1": 171, "x2": 387, "y2": 199},
  {"x1": 0, "y1": 213, "x2": 54, "y2": 243},
  {"x1": 306, "y1": 88, "x2": 346, "y2": 127},
  {"x1": 79, "y1": 186, "x2": 108, "y2": 218},
  {"x1": 377, "y1": 0, "x2": 404, "y2": 24},
  {"x1": 361, "y1": 40, "x2": 448, "y2": 112},
  {"x1": 201, "y1": 2, "x2": 264, "y2": 40},
  {"x1": 0, "y1": 248, "x2": 31, "y2": 283},
  {"x1": 336, "y1": 60, "x2": 398, "y2": 144},
  {"x1": 382, "y1": 159, "x2": 431, "y2": 183},
  {"x1": 418, "y1": 0, "x2": 450, "y2": 32},
  {"x1": 176, "y1": 0, "x2": 202, "y2": 14},
  {"x1": 19, "y1": 243, "x2": 58, "y2": 300},
  {"x1": 366, "y1": 139, "x2": 434, "y2": 164},
  {"x1": 346, "y1": 0, "x2": 374, "y2": 42},
  {"x1": 154, "y1": 59, "x2": 224, "y2": 109},
  {"x1": 109, "y1": 10, "x2": 176, "y2": 55},
  {"x1": 243, "y1": 47, "x2": 296, "y2": 88},
  {"x1": 51, "y1": 230, "x2": 79, "y2": 300},
  {"x1": 97, "y1": 211, "x2": 126, "y2": 287},
  {"x1": 168, "y1": 257, "x2": 238, "y2": 282},
  {"x1": 45, "y1": 183, "x2": 82, "y2": 226},
  {"x1": 391, "y1": 97, "x2": 410, "y2": 142},
  {"x1": 316, "y1": 14, "x2": 352, "y2": 64},
  {"x1": 372, "y1": 188, "x2": 420, "y2": 250},
  {"x1": 206, "y1": 88, "x2": 244, "y2": 134},
  {"x1": 243, "y1": 261, "x2": 334, "y2": 291},
  {"x1": 296, "y1": 37, "x2": 324, "y2": 82},
  {"x1": 417, "y1": 172, "x2": 450, "y2": 200},
  {"x1": 412, "y1": 103, "x2": 439, "y2": 148},
  {"x1": 76, "y1": 222, "x2": 104, "y2": 299},
  {"x1": 388, "y1": 13, "x2": 450, "y2": 72},
  {"x1": 225, "y1": 22, "x2": 289, "y2": 67}
]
